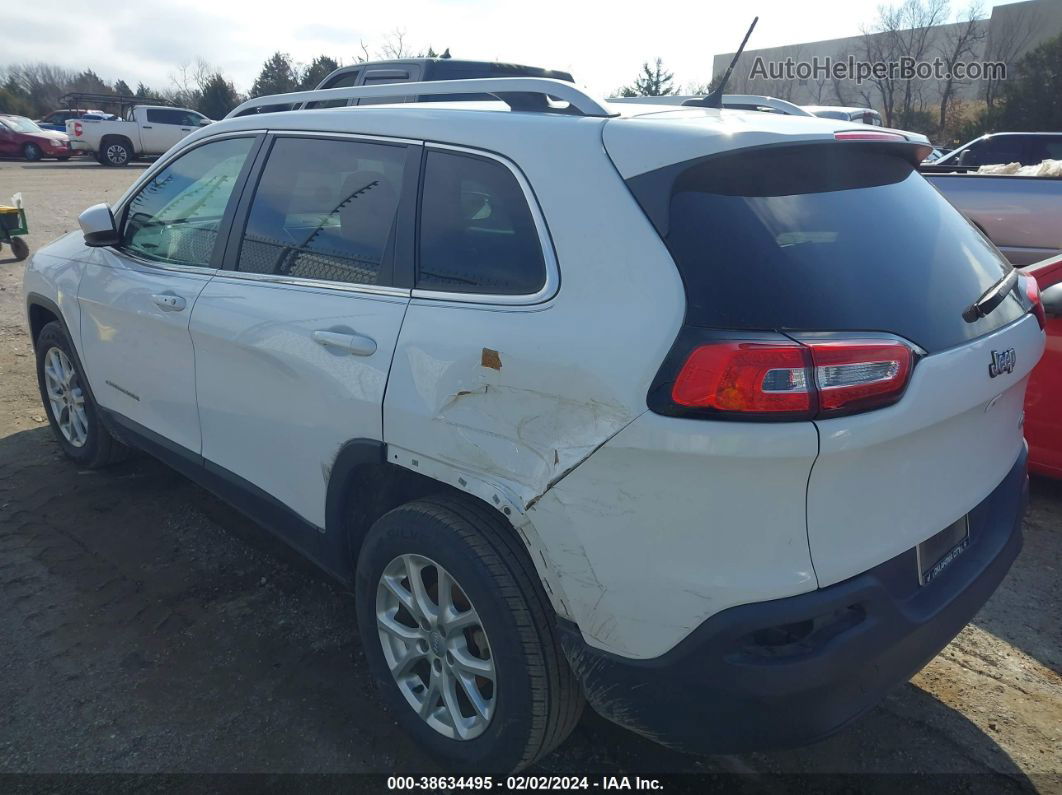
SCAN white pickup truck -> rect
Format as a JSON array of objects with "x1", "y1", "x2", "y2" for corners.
[{"x1": 66, "y1": 105, "x2": 212, "y2": 166}]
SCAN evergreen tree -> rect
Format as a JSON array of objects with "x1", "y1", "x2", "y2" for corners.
[
  {"x1": 251, "y1": 52, "x2": 299, "y2": 97},
  {"x1": 198, "y1": 73, "x2": 241, "y2": 119},
  {"x1": 300, "y1": 56, "x2": 340, "y2": 90},
  {"x1": 0, "y1": 76, "x2": 34, "y2": 115},
  {"x1": 113, "y1": 79, "x2": 133, "y2": 97},
  {"x1": 998, "y1": 32, "x2": 1062, "y2": 131},
  {"x1": 69, "y1": 69, "x2": 112, "y2": 95},
  {"x1": 618, "y1": 58, "x2": 676, "y2": 97}
]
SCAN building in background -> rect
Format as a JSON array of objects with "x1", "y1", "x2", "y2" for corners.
[{"x1": 711, "y1": 0, "x2": 1062, "y2": 129}]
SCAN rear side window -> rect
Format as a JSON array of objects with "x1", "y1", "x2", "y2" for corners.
[
  {"x1": 626, "y1": 144, "x2": 1023, "y2": 353},
  {"x1": 236, "y1": 137, "x2": 406, "y2": 286},
  {"x1": 1024, "y1": 136, "x2": 1062, "y2": 163},
  {"x1": 417, "y1": 150, "x2": 546, "y2": 295},
  {"x1": 357, "y1": 70, "x2": 416, "y2": 106},
  {"x1": 146, "y1": 108, "x2": 202, "y2": 126}
]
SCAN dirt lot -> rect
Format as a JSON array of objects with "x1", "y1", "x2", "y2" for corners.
[{"x1": 0, "y1": 158, "x2": 1059, "y2": 788}]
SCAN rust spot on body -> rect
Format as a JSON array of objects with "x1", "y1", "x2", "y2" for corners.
[{"x1": 481, "y1": 348, "x2": 502, "y2": 370}]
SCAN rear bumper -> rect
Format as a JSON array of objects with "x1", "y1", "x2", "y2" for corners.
[{"x1": 558, "y1": 447, "x2": 1028, "y2": 754}]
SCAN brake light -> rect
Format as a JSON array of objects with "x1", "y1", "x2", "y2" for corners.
[
  {"x1": 672, "y1": 342, "x2": 812, "y2": 415},
  {"x1": 73, "y1": 122, "x2": 82, "y2": 137},
  {"x1": 834, "y1": 130, "x2": 906, "y2": 142},
  {"x1": 670, "y1": 338, "x2": 914, "y2": 419},
  {"x1": 1020, "y1": 273, "x2": 1046, "y2": 330}
]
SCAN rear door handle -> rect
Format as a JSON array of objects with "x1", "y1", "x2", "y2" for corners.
[
  {"x1": 142, "y1": 125, "x2": 153, "y2": 129},
  {"x1": 151, "y1": 293, "x2": 186, "y2": 312},
  {"x1": 312, "y1": 330, "x2": 377, "y2": 356}
]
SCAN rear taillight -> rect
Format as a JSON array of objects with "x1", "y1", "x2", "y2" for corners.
[
  {"x1": 808, "y1": 341, "x2": 912, "y2": 414},
  {"x1": 670, "y1": 338, "x2": 914, "y2": 420},
  {"x1": 1020, "y1": 273, "x2": 1046, "y2": 330},
  {"x1": 672, "y1": 342, "x2": 812, "y2": 416}
]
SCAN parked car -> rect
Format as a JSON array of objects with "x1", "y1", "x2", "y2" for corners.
[
  {"x1": 1022, "y1": 255, "x2": 1062, "y2": 478},
  {"x1": 302, "y1": 58, "x2": 575, "y2": 109},
  {"x1": 24, "y1": 78, "x2": 1046, "y2": 771},
  {"x1": 0, "y1": 115, "x2": 70, "y2": 161},
  {"x1": 36, "y1": 108, "x2": 105, "y2": 132},
  {"x1": 66, "y1": 105, "x2": 212, "y2": 166},
  {"x1": 803, "y1": 105, "x2": 884, "y2": 126},
  {"x1": 921, "y1": 167, "x2": 1062, "y2": 266},
  {"x1": 923, "y1": 146, "x2": 952, "y2": 162},
  {"x1": 933, "y1": 132, "x2": 1062, "y2": 168}
]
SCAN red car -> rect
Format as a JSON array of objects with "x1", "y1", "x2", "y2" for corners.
[
  {"x1": 1023, "y1": 255, "x2": 1062, "y2": 477},
  {"x1": 0, "y1": 114, "x2": 71, "y2": 161}
]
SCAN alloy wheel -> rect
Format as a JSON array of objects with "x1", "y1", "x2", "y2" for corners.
[
  {"x1": 43, "y1": 347, "x2": 89, "y2": 448},
  {"x1": 106, "y1": 144, "x2": 128, "y2": 165},
  {"x1": 376, "y1": 553, "x2": 496, "y2": 740}
]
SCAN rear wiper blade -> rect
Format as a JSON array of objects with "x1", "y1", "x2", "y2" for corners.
[{"x1": 962, "y1": 269, "x2": 1018, "y2": 323}]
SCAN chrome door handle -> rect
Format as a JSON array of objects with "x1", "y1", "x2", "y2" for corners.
[
  {"x1": 151, "y1": 293, "x2": 186, "y2": 311},
  {"x1": 312, "y1": 330, "x2": 377, "y2": 356}
]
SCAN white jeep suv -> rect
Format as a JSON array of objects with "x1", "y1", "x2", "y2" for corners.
[{"x1": 23, "y1": 78, "x2": 1047, "y2": 771}]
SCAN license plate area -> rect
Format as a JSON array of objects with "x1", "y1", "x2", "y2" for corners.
[{"x1": 917, "y1": 515, "x2": 970, "y2": 586}]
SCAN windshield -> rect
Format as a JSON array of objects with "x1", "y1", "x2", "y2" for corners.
[
  {"x1": 626, "y1": 143, "x2": 1024, "y2": 353},
  {"x1": 4, "y1": 116, "x2": 43, "y2": 133}
]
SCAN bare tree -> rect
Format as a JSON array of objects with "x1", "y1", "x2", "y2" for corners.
[
  {"x1": 936, "y1": 2, "x2": 986, "y2": 136},
  {"x1": 169, "y1": 58, "x2": 214, "y2": 107},
  {"x1": 982, "y1": 3, "x2": 1042, "y2": 109},
  {"x1": 379, "y1": 29, "x2": 411, "y2": 59},
  {"x1": 355, "y1": 29, "x2": 442, "y2": 63},
  {"x1": 861, "y1": 0, "x2": 950, "y2": 127}
]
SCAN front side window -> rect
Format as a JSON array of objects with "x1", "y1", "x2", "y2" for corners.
[
  {"x1": 417, "y1": 150, "x2": 546, "y2": 295},
  {"x1": 120, "y1": 137, "x2": 254, "y2": 266},
  {"x1": 236, "y1": 137, "x2": 406, "y2": 286}
]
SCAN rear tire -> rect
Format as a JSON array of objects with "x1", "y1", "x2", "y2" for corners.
[
  {"x1": 10, "y1": 237, "x2": 28, "y2": 261},
  {"x1": 101, "y1": 139, "x2": 131, "y2": 166},
  {"x1": 35, "y1": 321, "x2": 130, "y2": 468},
  {"x1": 355, "y1": 495, "x2": 583, "y2": 772}
]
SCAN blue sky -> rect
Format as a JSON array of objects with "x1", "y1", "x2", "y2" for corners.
[{"x1": 7, "y1": 0, "x2": 1026, "y2": 96}]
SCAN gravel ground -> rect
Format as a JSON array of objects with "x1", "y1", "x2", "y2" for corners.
[{"x1": 0, "y1": 157, "x2": 1059, "y2": 789}]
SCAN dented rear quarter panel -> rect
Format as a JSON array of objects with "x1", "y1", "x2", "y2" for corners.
[
  {"x1": 528, "y1": 412, "x2": 820, "y2": 659},
  {"x1": 382, "y1": 122, "x2": 688, "y2": 636}
]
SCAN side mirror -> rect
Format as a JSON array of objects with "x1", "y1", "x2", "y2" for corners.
[
  {"x1": 79, "y1": 203, "x2": 120, "y2": 247},
  {"x1": 199, "y1": 118, "x2": 213, "y2": 126},
  {"x1": 1042, "y1": 283, "x2": 1062, "y2": 317}
]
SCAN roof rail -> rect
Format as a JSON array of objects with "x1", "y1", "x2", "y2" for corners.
[
  {"x1": 608, "y1": 94, "x2": 812, "y2": 117},
  {"x1": 225, "y1": 78, "x2": 616, "y2": 119}
]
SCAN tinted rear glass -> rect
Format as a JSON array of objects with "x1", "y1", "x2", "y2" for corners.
[{"x1": 628, "y1": 144, "x2": 1024, "y2": 353}]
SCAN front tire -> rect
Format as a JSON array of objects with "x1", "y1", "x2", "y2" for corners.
[
  {"x1": 22, "y1": 143, "x2": 42, "y2": 162},
  {"x1": 355, "y1": 496, "x2": 583, "y2": 772},
  {"x1": 35, "y1": 321, "x2": 129, "y2": 467}
]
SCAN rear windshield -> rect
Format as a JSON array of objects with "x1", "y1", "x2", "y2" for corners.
[{"x1": 627, "y1": 144, "x2": 1024, "y2": 353}]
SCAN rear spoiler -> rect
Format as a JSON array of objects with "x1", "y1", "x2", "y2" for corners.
[{"x1": 626, "y1": 138, "x2": 934, "y2": 238}]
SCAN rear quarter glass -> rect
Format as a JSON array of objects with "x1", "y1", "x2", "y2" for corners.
[{"x1": 626, "y1": 143, "x2": 1025, "y2": 354}]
